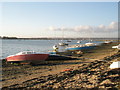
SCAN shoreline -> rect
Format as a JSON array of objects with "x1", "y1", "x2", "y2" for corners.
[
  {"x1": 1, "y1": 38, "x2": 120, "y2": 40},
  {"x1": 2, "y1": 41, "x2": 120, "y2": 89}
]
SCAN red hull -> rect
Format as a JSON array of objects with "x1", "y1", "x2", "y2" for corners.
[{"x1": 6, "y1": 54, "x2": 49, "y2": 62}]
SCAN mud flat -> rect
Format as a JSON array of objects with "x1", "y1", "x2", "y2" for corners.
[{"x1": 1, "y1": 41, "x2": 120, "y2": 89}]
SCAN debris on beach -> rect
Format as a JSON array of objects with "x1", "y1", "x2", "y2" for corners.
[
  {"x1": 62, "y1": 69, "x2": 73, "y2": 72},
  {"x1": 110, "y1": 61, "x2": 120, "y2": 69}
]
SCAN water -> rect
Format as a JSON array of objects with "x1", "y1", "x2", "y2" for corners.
[{"x1": 1, "y1": 39, "x2": 104, "y2": 59}]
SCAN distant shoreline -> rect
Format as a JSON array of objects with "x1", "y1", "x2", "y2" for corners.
[{"x1": 0, "y1": 37, "x2": 119, "y2": 40}]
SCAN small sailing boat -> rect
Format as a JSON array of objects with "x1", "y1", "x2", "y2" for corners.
[{"x1": 58, "y1": 28, "x2": 68, "y2": 46}]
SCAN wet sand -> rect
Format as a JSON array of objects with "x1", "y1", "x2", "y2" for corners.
[{"x1": 2, "y1": 41, "x2": 120, "y2": 89}]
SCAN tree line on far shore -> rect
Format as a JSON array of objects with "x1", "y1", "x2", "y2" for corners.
[
  {"x1": 0, "y1": 36, "x2": 119, "y2": 40},
  {"x1": 0, "y1": 36, "x2": 18, "y2": 39}
]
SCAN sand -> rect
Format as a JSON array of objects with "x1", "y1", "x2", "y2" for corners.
[{"x1": 1, "y1": 41, "x2": 120, "y2": 89}]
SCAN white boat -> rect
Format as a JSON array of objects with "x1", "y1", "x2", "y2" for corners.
[
  {"x1": 58, "y1": 42, "x2": 68, "y2": 46},
  {"x1": 104, "y1": 40, "x2": 112, "y2": 44},
  {"x1": 112, "y1": 44, "x2": 120, "y2": 49},
  {"x1": 85, "y1": 42, "x2": 96, "y2": 46},
  {"x1": 77, "y1": 40, "x2": 81, "y2": 43}
]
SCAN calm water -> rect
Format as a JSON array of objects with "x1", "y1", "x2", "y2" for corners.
[{"x1": 1, "y1": 39, "x2": 104, "y2": 59}]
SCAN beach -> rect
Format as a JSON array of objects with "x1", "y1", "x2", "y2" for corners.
[{"x1": 2, "y1": 41, "x2": 120, "y2": 89}]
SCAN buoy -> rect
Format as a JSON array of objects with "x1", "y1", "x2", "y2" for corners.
[{"x1": 110, "y1": 61, "x2": 120, "y2": 69}]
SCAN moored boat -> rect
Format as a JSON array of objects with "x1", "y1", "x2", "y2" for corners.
[
  {"x1": 58, "y1": 42, "x2": 68, "y2": 46},
  {"x1": 67, "y1": 40, "x2": 72, "y2": 42},
  {"x1": 104, "y1": 40, "x2": 113, "y2": 44},
  {"x1": 6, "y1": 51, "x2": 49, "y2": 63},
  {"x1": 77, "y1": 40, "x2": 81, "y2": 43},
  {"x1": 66, "y1": 44, "x2": 95, "y2": 51},
  {"x1": 85, "y1": 42, "x2": 96, "y2": 46}
]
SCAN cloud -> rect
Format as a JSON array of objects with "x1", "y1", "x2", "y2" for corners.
[
  {"x1": 48, "y1": 26, "x2": 65, "y2": 31},
  {"x1": 74, "y1": 25, "x2": 93, "y2": 33},
  {"x1": 93, "y1": 22, "x2": 118, "y2": 33},
  {"x1": 49, "y1": 26, "x2": 56, "y2": 31},
  {"x1": 47, "y1": 21, "x2": 118, "y2": 33},
  {"x1": 106, "y1": 22, "x2": 118, "y2": 31},
  {"x1": 48, "y1": 26, "x2": 72, "y2": 31}
]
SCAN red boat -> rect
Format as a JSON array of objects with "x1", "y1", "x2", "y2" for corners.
[{"x1": 6, "y1": 51, "x2": 49, "y2": 64}]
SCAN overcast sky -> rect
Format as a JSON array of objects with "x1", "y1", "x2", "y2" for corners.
[{"x1": 0, "y1": 2, "x2": 118, "y2": 38}]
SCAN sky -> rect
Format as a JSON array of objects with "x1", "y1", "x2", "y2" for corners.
[{"x1": 0, "y1": 2, "x2": 118, "y2": 38}]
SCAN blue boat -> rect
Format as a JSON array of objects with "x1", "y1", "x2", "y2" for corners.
[{"x1": 66, "y1": 43, "x2": 96, "y2": 51}]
